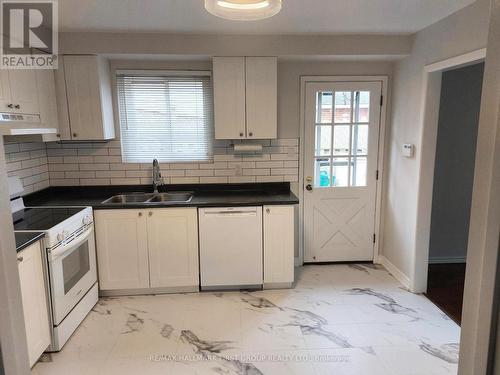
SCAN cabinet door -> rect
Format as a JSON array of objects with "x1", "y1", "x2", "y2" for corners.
[
  {"x1": 36, "y1": 70, "x2": 59, "y2": 130},
  {"x1": 8, "y1": 70, "x2": 40, "y2": 114},
  {"x1": 95, "y1": 209, "x2": 150, "y2": 290},
  {"x1": 213, "y1": 57, "x2": 246, "y2": 139},
  {"x1": 147, "y1": 208, "x2": 199, "y2": 288},
  {"x1": 263, "y1": 205, "x2": 295, "y2": 285},
  {"x1": 245, "y1": 57, "x2": 277, "y2": 139},
  {"x1": 54, "y1": 59, "x2": 71, "y2": 140},
  {"x1": 63, "y1": 55, "x2": 106, "y2": 140},
  {"x1": 0, "y1": 70, "x2": 13, "y2": 112},
  {"x1": 17, "y1": 241, "x2": 51, "y2": 367}
]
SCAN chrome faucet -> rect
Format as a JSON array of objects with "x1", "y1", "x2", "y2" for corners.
[{"x1": 152, "y1": 159, "x2": 162, "y2": 193}]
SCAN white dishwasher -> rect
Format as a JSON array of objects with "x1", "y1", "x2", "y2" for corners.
[{"x1": 199, "y1": 207, "x2": 263, "y2": 289}]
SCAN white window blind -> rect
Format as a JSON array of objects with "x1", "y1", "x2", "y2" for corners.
[{"x1": 116, "y1": 71, "x2": 214, "y2": 163}]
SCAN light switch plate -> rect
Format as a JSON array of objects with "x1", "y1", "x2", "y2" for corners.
[{"x1": 402, "y1": 143, "x2": 414, "y2": 158}]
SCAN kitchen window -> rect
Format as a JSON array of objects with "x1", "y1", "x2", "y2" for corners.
[{"x1": 116, "y1": 70, "x2": 214, "y2": 163}]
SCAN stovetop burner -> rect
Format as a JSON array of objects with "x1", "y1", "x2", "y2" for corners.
[{"x1": 13, "y1": 207, "x2": 85, "y2": 231}]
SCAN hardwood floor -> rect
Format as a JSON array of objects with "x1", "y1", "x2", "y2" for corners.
[{"x1": 425, "y1": 263, "x2": 467, "y2": 325}]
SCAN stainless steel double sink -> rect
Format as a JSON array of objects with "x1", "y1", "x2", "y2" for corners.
[{"x1": 102, "y1": 192, "x2": 193, "y2": 205}]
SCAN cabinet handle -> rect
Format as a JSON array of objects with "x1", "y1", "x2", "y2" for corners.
[
  {"x1": 149, "y1": 211, "x2": 153, "y2": 217},
  {"x1": 7, "y1": 104, "x2": 13, "y2": 109},
  {"x1": 56, "y1": 133, "x2": 61, "y2": 138},
  {"x1": 17, "y1": 256, "x2": 23, "y2": 262},
  {"x1": 239, "y1": 132, "x2": 244, "y2": 137},
  {"x1": 249, "y1": 132, "x2": 253, "y2": 137},
  {"x1": 138, "y1": 212, "x2": 143, "y2": 217},
  {"x1": 14, "y1": 104, "x2": 20, "y2": 109},
  {"x1": 72, "y1": 133, "x2": 77, "y2": 138},
  {"x1": 266, "y1": 208, "x2": 270, "y2": 214}
]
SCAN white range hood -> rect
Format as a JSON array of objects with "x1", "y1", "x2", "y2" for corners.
[{"x1": 0, "y1": 112, "x2": 57, "y2": 136}]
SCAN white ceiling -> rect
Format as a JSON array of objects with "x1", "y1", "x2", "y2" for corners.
[{"x1": 58, "y1": 0, "x2": 475, "y2": 34}]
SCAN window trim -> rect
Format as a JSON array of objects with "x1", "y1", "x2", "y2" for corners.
[{"x1": 116, "y1": 69, "x2": 212, "y2": 77}]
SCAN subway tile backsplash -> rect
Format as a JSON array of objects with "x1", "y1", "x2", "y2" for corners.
[
  {"x1": 4, "y1": 142, "x2": 50, "y2": 195},
  {"x1": 46, "y1": 138, "x2": 299, "y2": 187}
]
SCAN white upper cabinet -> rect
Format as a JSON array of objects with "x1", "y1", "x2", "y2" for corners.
[
  {"x1": 36, "y1": 69, "x2": 59, "y2": 129},
  {"x1": 0, "y1": 69, "x2": 40, "y2": 114},
  {"x1": 56, "y1": 55, "x2": 115, "y2": 141},
  {"x1": 245, "y1": 57, "x2": 278, "y2": 139},
  {"x1": 213, "y1": 56, "x2": 277, "y2": 140},
  {"x1": 213, "y1": 57, "x2": 246, "y2": 139}
]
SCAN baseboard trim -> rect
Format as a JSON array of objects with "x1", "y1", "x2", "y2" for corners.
[
  {"x1": 428, "y1": 256, "x2": 467, "y2": 264},
  {"x1": 378, "y1": 255, "x2": 411, "y2": 289},
  {"x1": 99, "y1": 285, "x2": 199, "y2": 296}
]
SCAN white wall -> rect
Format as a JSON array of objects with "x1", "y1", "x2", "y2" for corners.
[
  {"x1": 382, "y1": 0, "x2": 491, "y2": 284},
  {"x1": 60, "y1": 32, "x2": 412, "y2": 58},
  {"x1": 278, "y1": 60, "x2": 394, "y2": 139}
]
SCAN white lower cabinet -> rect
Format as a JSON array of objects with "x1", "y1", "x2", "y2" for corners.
[
  {"x1": 148, "y1": 208, "x2": 199, "y2": 288},
  {"x1": 95, "y1": 209, "x2": 150, "y2": 290},
  {"x1": 95, "y1": 208, "x2": 199, "y2": 294},
  {"x1": 17, "y1": 241, "x2": 51, "y2": 367},
  {"x1": 263, "y1": 205, "x2": 295, "y2": 288},
  {"x1": 95, "y1": 205, "x2": 294, "y2": 294}
]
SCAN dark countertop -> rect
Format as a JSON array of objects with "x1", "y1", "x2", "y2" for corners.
[
  {"x1": 15, "y1": 232, "x2": 45, "y2": 253},
  {"x1": 23, "y1": 182, "x2": 299, "y2": 210}
]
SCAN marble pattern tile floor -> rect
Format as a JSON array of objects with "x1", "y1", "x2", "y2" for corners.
[{"x1": 32, "y1": 264, "x2": 460, "y2": 375}]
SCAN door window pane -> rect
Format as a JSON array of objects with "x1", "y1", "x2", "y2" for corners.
[
  {"x1": 354, "y1": 91, "x2": 370, "y2": 123},
  {"x1": 62, "y1": 241, "x2": 90, "y2": 294},
  {"x1": 352, "y1": 124, "x2": 369, "y2": 155},
  {"x1": 333, "y1": 125, "x2": 350, "y2": 156},
  {"x1": 351, "y1": 157, "x2": 368, "y2": 187},
  {"x1": 316, "y1": 91, "x2": 333, "y2": 123},
  {"x1": 332, "y1": 157, "x2": 349, "y2": 187},
  {"x1": 314, "y1": 158, "x2": 331, "y2": 187},
  {"x1": 334, "y1": 92, "x2": 352, "y2": 123},
  {"x1": 315, "y1": 125, "x2": 332, "y2": 156}
]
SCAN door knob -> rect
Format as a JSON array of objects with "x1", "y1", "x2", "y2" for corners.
[{"x1": 306, "y1": 184, "x2": 313, "y2": 191}]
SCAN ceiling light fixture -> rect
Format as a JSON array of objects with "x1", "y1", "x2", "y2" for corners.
[{"x1": 205, "y1": 0, "x2": 282, "y2": 21}]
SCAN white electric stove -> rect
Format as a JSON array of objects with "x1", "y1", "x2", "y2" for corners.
[{"x1": 10, "y1": 177, "x2": 98, "y2": 351}]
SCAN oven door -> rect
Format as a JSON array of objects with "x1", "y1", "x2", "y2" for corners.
[{"x1": 48, "y1": 225, "x2": 97, "y2": 325}]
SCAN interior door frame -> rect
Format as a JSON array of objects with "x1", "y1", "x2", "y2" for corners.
[
  {"x1": 412, "y1": 48, "x2": 486, "y2": 293},
  {"x1": 299, "y1": 76, "x2": 389, "y2": 265}
]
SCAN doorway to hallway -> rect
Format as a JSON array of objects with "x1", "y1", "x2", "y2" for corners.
[{"x1": 424, "y1": 62, "x2": 485, "y2": 325}]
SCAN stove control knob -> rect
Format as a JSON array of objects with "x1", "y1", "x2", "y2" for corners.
[
  {"x1": 57, "y1": 232, "x2": 66, "y2": 242},
  {"x1": 82, "y1": 215, "x2": 92, "y2": 225}
]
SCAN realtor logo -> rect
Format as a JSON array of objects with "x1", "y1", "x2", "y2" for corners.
[{"x1": 1, "y1": 0, "x2": 58, "y2": 69}]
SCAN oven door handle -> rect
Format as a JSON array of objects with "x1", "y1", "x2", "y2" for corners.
[{"x1": 49, "y1": 226, "x2": 93, "y2": 261}]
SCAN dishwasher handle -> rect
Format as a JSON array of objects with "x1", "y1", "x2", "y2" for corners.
[{"x1": 201, "y1": 207, "x2": 259, "y2": 217}]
